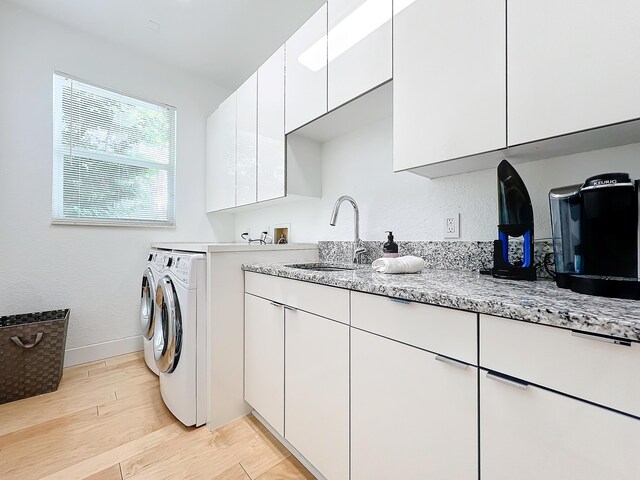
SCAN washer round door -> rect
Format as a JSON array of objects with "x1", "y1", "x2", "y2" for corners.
[
  {"x1": 153, "y1": 276, "x2": 182, "y2": 374},
  {"x1": 140, "y1": 267, "x2": 156, "y2": 340}
]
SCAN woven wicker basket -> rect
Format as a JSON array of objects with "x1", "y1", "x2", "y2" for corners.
[{"x1": 0, "y1": 309, "x2": 69, "y2": 404}]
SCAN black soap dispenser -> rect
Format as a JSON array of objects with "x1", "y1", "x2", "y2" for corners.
[{"x1": 383, "y1": 231, "x2": 399, "y2": 258}]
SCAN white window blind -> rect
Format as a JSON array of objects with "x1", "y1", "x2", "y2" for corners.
[{"x1": 52, "y1": 73, "x2": 176, "y2": 226}]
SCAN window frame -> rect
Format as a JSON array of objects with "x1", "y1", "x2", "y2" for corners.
[{"x1": 51, "y1": 72, "x2": 177, "y2": 228}]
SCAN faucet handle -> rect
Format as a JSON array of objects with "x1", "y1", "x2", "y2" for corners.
[{"x1": 353, "y1": 247, "x2": 367, "y2": 264}]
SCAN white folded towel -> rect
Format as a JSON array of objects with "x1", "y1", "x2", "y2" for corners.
[{"x1": 371, "y1": 256, "x2": 425, "y2": 274}]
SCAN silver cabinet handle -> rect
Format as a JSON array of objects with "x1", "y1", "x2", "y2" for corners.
[
  {"x1": 435, "y1": 355, "x2": 468, "y2": 370},
  {"x1": 389, "y1": 297, "x2": 411, "y2": 304},
  {"x1": 283, "y1": 305, "x2": 297, "y2": 312},
  {"x1": 269, "y1": 301, "x2": 283, "y2": 308},
  {"x1": 486, "y1": 371, "x2": 528, "y2": 390},
  {"x1": 571, "y1": 330, "x2": 631, "y2": 347}
]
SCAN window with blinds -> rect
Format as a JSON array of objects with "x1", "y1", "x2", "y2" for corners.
[{"x1": 52, "y1": 73, "x2": 176, "y2": 226}]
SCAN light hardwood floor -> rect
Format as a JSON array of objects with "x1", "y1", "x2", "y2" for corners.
[{"x1": 0, "y1": 352, "x2": 314, "y2": 480}]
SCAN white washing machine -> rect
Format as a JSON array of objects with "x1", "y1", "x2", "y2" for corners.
[
  {"x1": 153, "y1": 251, "x2": 206, "y2": 427},
  {"x1": 140, "y1": 249, "x2": 165, "y2": 376}
]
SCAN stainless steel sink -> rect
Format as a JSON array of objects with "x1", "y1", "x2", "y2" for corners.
[
  {"x1": 305, "y1": 266, "x2": 355, "y2": 272},
  {"x1": 285, "y1": 263, "x2": 358, "y2": 272}
]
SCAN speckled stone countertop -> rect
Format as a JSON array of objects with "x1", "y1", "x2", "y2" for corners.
[{"x1": 243, "y1": 263, "x2": 640, "y2": 342}]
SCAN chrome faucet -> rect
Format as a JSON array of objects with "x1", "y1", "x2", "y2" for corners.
[{"x1": 329, "y1": 195, "x2": 366, "y2": 264}]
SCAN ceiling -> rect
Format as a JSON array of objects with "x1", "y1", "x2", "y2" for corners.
[{"x1": 5, "y1": 0, "x2": 325, "y2": 89}]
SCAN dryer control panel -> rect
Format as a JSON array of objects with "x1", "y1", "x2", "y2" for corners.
[{"x1": 149, "y1": 250, "x2": 166, "y2": 274}]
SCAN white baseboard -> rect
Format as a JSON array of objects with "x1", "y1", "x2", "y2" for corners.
[
  {"x1": 64, "y1": 335, "x2": 143, "y2": 367},
  {"x1": 250, "y1": 410, "x2": 326, "y2": 480}
]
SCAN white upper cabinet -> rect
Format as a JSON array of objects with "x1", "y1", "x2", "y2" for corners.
[
  {"x1": 235, "y1": 73, "x2": 257, "y2": 206},
  {"x1": 257, "y1": 46, "x2": 286, "y2": 202},
  {"x1": 285, "y1": 4, "x2": 328, "y2": 133},
  {"x1": 327, "y1": 0, "x2": 392, "y2": 111},
  {"x1": 206, "y1": 92, "x2": 236, "y2": 212},
  {"x1": 508, "y1": 0, "x2": 640, "y2": 146},
  {"x1": 393, "y1": 0, "x2": 506, "y2": 172},
  {"x1": 205, "y1": 110, "x2": 218, "y2": 213}
]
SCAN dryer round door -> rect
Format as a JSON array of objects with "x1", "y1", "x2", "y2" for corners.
[
  {"x1": 140, "y1": 267, "x2": 156, "y2": 340},
  {"x1": 153, "y1": 276, "x2": 182, "y2": 374}
]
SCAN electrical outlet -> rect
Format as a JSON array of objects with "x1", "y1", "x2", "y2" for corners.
[
  {"x1": 446, "y1": 218, "x2": 456, "y2": 233},
  {"x1": 444, "y1": 213, "x2": 460, "y2": 239}
]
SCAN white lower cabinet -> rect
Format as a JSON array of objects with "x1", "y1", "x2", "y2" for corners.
[
  {"x1": 481, "y1": 370, "x2": 640, "y2": 480},
  {"x1": 351, "y1": 328, "x2": 478, "y2": 480},
  {"x1": 481, "y1": 314, "x2": 640, "y2": 418},
  {"x1": 244, "y1": 275, "x2": 640, "y2": 479},
  {"x1": 244, "y1": 293, "x2": 284, "y2": 435},
  {"x1": 285, "y1": 308, "x2": 349, "y2": 480}
]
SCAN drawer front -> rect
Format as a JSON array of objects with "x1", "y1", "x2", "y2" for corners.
[
  {"x1": 351, "y1": 291, "x2": 477, "y2": 365},
  {"x1": 245, "y1": 272, "x2": 350, "y2": 324},
  {"x1": 480, "y1": 314, "x2": 640, "y2": 418}
]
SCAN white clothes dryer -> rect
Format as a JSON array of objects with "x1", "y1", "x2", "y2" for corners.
[
  {"x1": 153, "y1": 251, "x2": 206, "y2": 426},
  {"x1": 140, "y1": 249, "x2": 166, "y2": 376}
]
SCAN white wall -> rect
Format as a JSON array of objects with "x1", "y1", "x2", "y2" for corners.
[
  {"x1": 235, "y1": 116, "x2": 640, "y2": 243},
  {"x1": 0, "y1": 2, "x2": 234, "y2": 363}
]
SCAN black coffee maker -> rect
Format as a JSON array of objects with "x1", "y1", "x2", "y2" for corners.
[{"x1": 549, "y1": 173, "x2": 640, "y2": 299}]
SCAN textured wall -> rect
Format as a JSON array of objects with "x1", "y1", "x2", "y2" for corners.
[
  {"x1": 0, "y1": 2, "x2": 234, "y2": 352},
  {"x1": 235, "y1": 116, "x2": 640, "y2": 244}
]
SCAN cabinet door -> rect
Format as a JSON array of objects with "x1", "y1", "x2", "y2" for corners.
[
  {"x1": 327, "y1": 0, "x2": 392, "y2": 110},
  {"x1": 508, "y1": 0, "x2": 640, "y2": 145},
  {"x1": 236, "y1": 73, "x2": 257, "y2": 206},
  {"x1": 285, "y1": 4, "x2": 328, "y2": 133},
  {"x1": 393, "y1": 0, "x2": 506, "y2": 171},
  {"x1": 244, "y1": 294, "x2": 284, "y2": 435},
  {"x1": 481, "y1": 371, "x2": 640, "y2": 480},
  {"x1": 285, "y1": 309, "x2": 349, "y2": 480},
  {"x1": 205, "y1": 110, "x2": 218, "y2": 212},
  {"x1": 351, "y1": 329, "x2": 478, "y2": 480},
  {"x1": 206, "y1": 93, "x2": 236, "y2": 211},
  {"x1": 257, "y1": 46, "x2": 285, "y2": 202}
]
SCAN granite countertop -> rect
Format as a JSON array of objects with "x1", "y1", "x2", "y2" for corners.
[{"x1": 243, "y1": 262, "x2": 640, "y2": 342}]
